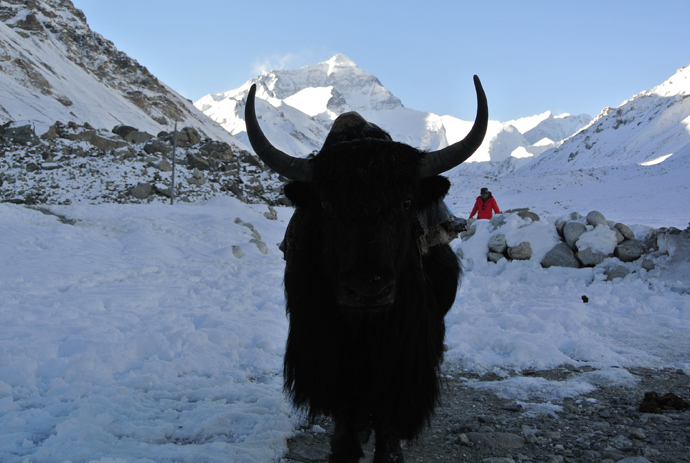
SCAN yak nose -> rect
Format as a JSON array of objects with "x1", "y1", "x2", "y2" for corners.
[{"x1": 341, "y1": 272, "x2": 395, "y2": 307}]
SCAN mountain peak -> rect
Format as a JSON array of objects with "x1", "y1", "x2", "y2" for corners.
[{"x1": 325, "y1": 54, "x2": 357, "y2": 74}]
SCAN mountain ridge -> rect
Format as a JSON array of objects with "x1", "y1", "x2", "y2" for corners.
[{"x1": 195, "y1": 55, "x2": 592, "y2": 164}]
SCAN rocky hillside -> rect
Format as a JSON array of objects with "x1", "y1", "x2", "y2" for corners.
[
  {"x1": 0, "y1": 120, "x2": 284, "y2": 206},
  {"x1": 0, "y1": 0, "x2": 241, "y2": 146}
]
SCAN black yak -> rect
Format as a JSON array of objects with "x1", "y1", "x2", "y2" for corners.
[{"x1": 245, "y1": 77, "x2": 488, "y2": 463}]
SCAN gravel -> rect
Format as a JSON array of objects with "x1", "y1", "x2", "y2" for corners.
[{"x1": 283, "y1": 366, "x2": 690, "y2": 463}]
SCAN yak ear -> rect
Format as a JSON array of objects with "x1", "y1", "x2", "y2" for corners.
[
  {"x1": 419, "y1": 176, "x2": 451, "y2": 208},
  {"x1": 284, "y1": 181, "x2": 316, "y2": 207}
]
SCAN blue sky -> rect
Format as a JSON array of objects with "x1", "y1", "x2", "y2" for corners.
[{"x1": 72, "y1": 0, "x2": 689, "y2": 121}]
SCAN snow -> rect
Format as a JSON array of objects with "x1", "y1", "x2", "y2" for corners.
[
  {"x1": 1, "y1": 14, "x2": 689, "y2": 460},
  {"x1": 195, "y1": 55, "x2": 591, "y2": 162},
  {"x1": 2, "y1": 162, "x2": 690, "y2": 461}
]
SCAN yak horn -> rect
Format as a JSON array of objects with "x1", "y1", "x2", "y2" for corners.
[
  {"x1": 419, "y1": 76, "x2": 488, "y2": 178},
  {"x1": 245, "y1": 84, "x2": 314, "y2": 183}
]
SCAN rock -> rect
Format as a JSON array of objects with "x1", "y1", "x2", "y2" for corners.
[
  {"x1": 157, "y1": 158, "x2": 172, "y2": 172},
  {"x1": 586, "y1": 210, "x2": 608, "y2": 227},
  {"x1": 614, "y1": 223, "x2": 635, "y2": 240},
  {"x1": 165, "y1": 127, "x2": 202, "y2": 146},
  {"x1": 40, "y1": 123, "x2": 59, "y2": 140},
  {"x1": 154, "y1": 184, "x2": 171, "y2": 197},
  {"x1": 563, "y1": 221, "x2": 587, "y2": 250},
  {"x1": 641, "y1": 259, "x2": 655, "y2": 271},
  {"x1": 541, "y1": 243, "x2": 580, "y2": 268},
  {"x1": 0, "y1": 122, "x2": 40, "y2": 145},
  {"x1": 489, "y1": 234, "x2": 507, "y2": 254},
  {"x1": 556, "y1": 212, "x2": 581, "y2": 234},
  {"x1": 250, "y1": 239, "x2": 268, "y2": 254},
  {"x1": 112, "y1": 125, "x2": 138, "y2": 139},
  {"x1": 187, "y1": 153, "x2": 212, "y2": 171},
  {"x1": 130, "y1": 182, "x2": 153, "y2": 200},
  {"x1": 200, "y1": 140, "x2": 234, "y2": 160},
  {"x1": 187, "y1": 168, "x2": 205, "y2": 186},
  {"x1": 490, "y1": 214, "x2": 506, "y2": 228},
  {"x1": 144, "y1": 139, "x2": 173, "y2": 155},
  {"x1": 264, "y1": 206, "x2": 278, "y2": 220},
  {"x1": 614, "y1": 239, "x2": 646, "y2": 262},
  {"x1": 231, "y1": 246, "x2": 245, "y2": 258},
  {"x1": 507, "y1": 242, "x2": 532, "y2": 260},
  {"x1": 606, "y1": 265, "x2": 631, "y2": 281},
  {"x1": 26, "y1": 162, "x2": 40, "y2": 172},
  {"x1": 518, "y1": 210, "x2": 540, "y2": 222},
  {"x1": 66, "y1": 129, "x2": 129, "y2": 151},
  {"x1": 614, "y1": 228, "x2": 625, "y2": 243},
  {"x1": 488, "y1": 252, "x2": 505, "y2": 263},
  {"x1": 577, "y1": 247, "x2": 607, "y2": 267},
  {"x1": 124, "y1": 130, "x2": 154, "y2": 144}
]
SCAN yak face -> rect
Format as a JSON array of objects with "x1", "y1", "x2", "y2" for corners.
[{"x1": 285, "y1": 121, "x2": 451, "y2": 309}]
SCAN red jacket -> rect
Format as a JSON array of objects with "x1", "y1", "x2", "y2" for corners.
[{"x1": 470, "y1": 195, "x2": 500, "y2": 220}]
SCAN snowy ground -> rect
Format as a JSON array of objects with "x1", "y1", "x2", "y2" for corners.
[{"x1": 1, "y1": 166, "x2": 689, "y2": 462}]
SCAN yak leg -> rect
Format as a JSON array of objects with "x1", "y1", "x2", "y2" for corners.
[
  {"x1": 373, "y1": 423, "x2": 403, "y2": 463},
  {"x1": 329, "y1": 410, "x2": 365, "y2": 463}
]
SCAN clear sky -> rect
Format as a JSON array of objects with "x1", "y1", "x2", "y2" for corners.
[{"x1": 71, "y1": 0, "x2": 689, "y2": 122}]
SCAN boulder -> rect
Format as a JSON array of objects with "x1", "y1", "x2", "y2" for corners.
[
  {"x1": 200, "y1": 141, "x2": 234, "y2": 161},
  {"x1": 157, "y1": 158, "x2": 172, "y2": 172},
  {"x1": 250, "y1": 239, "x2": 268, "y2": 255},
  {"x1": 264, "y1": 206, "x2": 278, "y2": 221},
  {"x1": 563, "y1": 221, "x2": 587, "y2": 250},
  {"x1": 614, "y1": 223, "x2": 635, "y2": 240},
  {"x1": 615, "y1": 240, "x2": 646, "y2": 262},
  {"x1": 232, "y1": 246, "x2": 245, "y2": 258},
  {"x1": 67, "y1": 130, "x2": 129, "y2": 151},
  {"x1": 144, "y1": 139, "x2": 173, "y2": 155},
  {"x1": 488, "y1": 252, "x2": 505, "y2": 263},
  {"x1": 112, "y1": 125, "x2": 138, "y2": 138},
  {"x1": 641, "y1": 259, "x2": 655, "y2": 271},
  {"x1": 606, "y1": 265, "x2": 631, "y2": 281},
  {"x1": 0, "y1": 123, "x2": 40, "y2": 145},
  {"x1": 124, "y1": 131, "x2": 154, "y2": 144},
  {"x1": 130, "y1": 182, "x2": 153, "y2": 200},
  {"x1": 187, "y1": 153, "x2": 212, "y2": 171},
  {"x1": 614, "y1": 228, "x2": 625, "y2": 243},
  {"x1": 556, "y1": 212, "x2": 582, "y2": 234},
  {"x1": 518, "y1": 210, "x2": 540, "y2": 222},
  {"x1": 576, "y1": 247, "x2": 607, "y2": 267},
  {"x1": 490, "y1": 214, "x2": 506, "y2": 228},
  {"x1": 586, "y1": 210, "x2": 608, "y2": 227},
  {"x1": 187, "y1": 168, "x2": 205, "y2": 186},
  {"x1": 541, "y1": 243, "x2": 580, "y2": 268},
  {"x1": 489, "y1": 234, "x2": 507, "y2": 254},
  {"x1": 507, "y1": 242, "x2": 532, "y2": 260}
]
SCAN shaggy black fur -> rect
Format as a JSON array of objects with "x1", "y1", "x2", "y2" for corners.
[{"x1": 281, "y1": 124, "x2": 461, "y2": 462}]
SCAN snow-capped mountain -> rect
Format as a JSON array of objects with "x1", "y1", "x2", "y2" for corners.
[
  {"x1": 0, "y1": 0, "x2": 241, "y2": 146},
  {"x1": 524, "y1": 65, "x2": 690, "y2": 173},
  {"x1": 195, "y1": 55, "x2": 591, "y2": 163}
]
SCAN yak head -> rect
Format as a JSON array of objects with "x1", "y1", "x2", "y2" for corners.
[{"x1": 245, "y1": 77, "x2": 488, "y2": 309}]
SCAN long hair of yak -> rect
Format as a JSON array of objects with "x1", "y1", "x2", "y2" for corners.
[{"x1": 282, "y1": 209, "x2": 461, "y2": 440}]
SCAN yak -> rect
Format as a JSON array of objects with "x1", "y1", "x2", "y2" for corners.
[{"x1": 244, "y1": 76, "x2": 488, "y2": 463}]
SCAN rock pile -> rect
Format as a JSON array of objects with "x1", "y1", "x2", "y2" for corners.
[
  {"x1": 459, "y1": 208, "x2": 683, "y2": 282},
  {"x1": 0, "y1": 121, "x2": 286, "y2": 205}
]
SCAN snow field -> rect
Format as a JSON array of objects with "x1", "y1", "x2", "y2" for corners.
[
  {"x1": 0, "y1": 199, "x2": 294, "y2": 462},
  {"x1": 1, "y1": 185, "x2": 689, "y2": 462}
]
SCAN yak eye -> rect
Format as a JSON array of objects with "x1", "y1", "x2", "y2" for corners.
[
  {"x1": 321, "y1": 201, "x2": 332, "y2": 212},
  {"x1": 402, "y1": 199, "x2": 413, "y2": 210}
]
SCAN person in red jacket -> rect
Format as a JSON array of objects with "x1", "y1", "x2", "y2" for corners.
[{"x1": 470, "y1": 187, "x2": 500, "y2": 220}]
